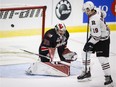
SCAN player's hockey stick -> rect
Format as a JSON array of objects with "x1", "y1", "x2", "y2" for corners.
[
  {"x1": 19, "y1": 49, "x2": 77, "y2": 68},
  {"x1": 85, "y1": 17, "x2": 89, "y2": 73}
]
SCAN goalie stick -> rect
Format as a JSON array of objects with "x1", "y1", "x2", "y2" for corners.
[
  {"x1": 20, "y1": 49, "x2": 51, "y2": 60},
  {"x1": 19, "y1": 49, "x2": 78, "y2": 68}
]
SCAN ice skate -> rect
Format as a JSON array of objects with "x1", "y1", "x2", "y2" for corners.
[
  {"x1": 77, "y1": 71, "x2": 91, "y2": 81},
  {"x1": 104, "y1": 75, "x2": 114, "y2": 87}
]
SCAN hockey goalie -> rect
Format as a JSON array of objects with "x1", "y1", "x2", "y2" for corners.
[{"x1": 26, "y1": 23, "x2": 78, "y2": 76}]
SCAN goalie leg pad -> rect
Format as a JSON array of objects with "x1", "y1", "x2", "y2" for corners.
[{"x1": 26, "y1": 61, "x2": 70, "y2": 77}]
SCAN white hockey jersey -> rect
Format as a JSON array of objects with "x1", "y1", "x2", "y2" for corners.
[{"x1": 88, "y1": 8, "x2": 110, "y2": 44}]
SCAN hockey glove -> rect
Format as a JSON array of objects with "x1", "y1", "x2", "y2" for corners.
[
  {"x1": 83, "y1": 42, "x2": 94, "y2": 52},
  {"x1": 62, "y1": 48, "x2": 77, "y2": 61}
]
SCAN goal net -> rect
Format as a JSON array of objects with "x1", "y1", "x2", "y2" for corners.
[
  {"x1": 0, "y1": 5, "x2": 46, "y2": 38},
  {"x1": 0, "y1": 5, "x2": 47, "y2": 65}
]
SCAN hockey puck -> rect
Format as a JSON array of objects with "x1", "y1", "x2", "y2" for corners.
[{"x1": 11, "y1": 24, "x2": 14, "y2": 27}]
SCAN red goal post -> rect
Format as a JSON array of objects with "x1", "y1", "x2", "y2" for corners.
[{"x1": 0, "y1": 6, "x2": 47, "y2": 39}]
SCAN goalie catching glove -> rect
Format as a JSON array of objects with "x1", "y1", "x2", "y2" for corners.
[{"x1": 62, "y1": 48, "x2": 77, "y2": 61}]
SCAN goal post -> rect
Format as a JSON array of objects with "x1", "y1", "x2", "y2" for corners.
[{"x1": 0, "y1": 5, "x2": 47, "y2": 39}]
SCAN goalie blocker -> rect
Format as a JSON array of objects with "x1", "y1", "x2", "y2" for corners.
[{"x1": 26, "y1": 48, "x2": 77, "y2": 76}]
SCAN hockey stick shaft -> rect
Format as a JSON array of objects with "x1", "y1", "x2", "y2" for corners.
[
  {"x1": 85, "y1": 17, "x2": 89, "y2": 72},
  {"x1": 19, "y1": 48, "x2": 72, "y2": 67},
  {"x1": 20, "y1": 49, "x2": 39, "y2": 56},
  {"x1": 19, "y1": 49, "x2": 76, "y2": 67},
  {"x1": 20, "y1": 49, "x2": 51, "y2": 60}
]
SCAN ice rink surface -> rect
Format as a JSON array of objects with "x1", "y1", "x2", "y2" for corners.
[{"x1": 0, "y1": 31, "x2": 116, "y2": 87}]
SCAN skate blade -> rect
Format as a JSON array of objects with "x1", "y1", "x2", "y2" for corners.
[
  {"x1": 105, "y1": 83, "x2": 114, "y2": 87},
  {"x1": 78, "y1": 77, "x2": 92, "y2": 82}
]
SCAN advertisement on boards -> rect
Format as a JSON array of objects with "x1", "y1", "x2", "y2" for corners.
[
  {"x1": 52, "y1": 0, "x2": 83, "y2": 26},
  {"x1": 83, "y1": 0, "x2": 116, "y2": 23}
]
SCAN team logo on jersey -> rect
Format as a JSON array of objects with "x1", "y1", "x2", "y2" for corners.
[{"x1": 55, "y1": 0, "x2": 72, "y2": 20}]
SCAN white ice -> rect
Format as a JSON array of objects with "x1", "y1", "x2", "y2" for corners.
[{"x1": 0, "y1": 31, "x2": 116, "y2": 87}]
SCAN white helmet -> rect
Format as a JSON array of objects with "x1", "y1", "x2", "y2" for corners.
[
  {"x1": 55, "y1": 23, "x2": 66, "y2": 32},
  {"x1": 82, "y1": 1, "x2": 95, "y2": 12}
]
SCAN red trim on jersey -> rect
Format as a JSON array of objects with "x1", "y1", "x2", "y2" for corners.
[{"x1": 41, "y1": 46, "x2": 49, "y2": 51}]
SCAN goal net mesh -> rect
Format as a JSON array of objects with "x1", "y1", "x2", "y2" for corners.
[
  {"x1": 0, "y1": 5, "x2": 47, "y2": 65},
  {"x1": 0, "y1": 5, "x2": 46, "y2": 38}
]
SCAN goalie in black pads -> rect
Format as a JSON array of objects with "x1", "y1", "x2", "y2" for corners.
[
  {"x1": 77, "y1": 1, "x2": 114, "y2": 87},
  {"x1": 39, "y1": 23, "x2": 77, "y2": 62},
  {"x1": 26, "y1": 23, "x2": 77, "y2": 76}
]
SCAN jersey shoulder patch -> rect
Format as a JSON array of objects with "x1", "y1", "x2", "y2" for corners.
[{"x1": 47, "y1": 33, "x2": 53, "y2": 38}]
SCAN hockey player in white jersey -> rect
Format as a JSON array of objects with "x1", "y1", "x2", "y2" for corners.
[{"x1": 77, "y1": 1, "x2": 114, "y2": 87}]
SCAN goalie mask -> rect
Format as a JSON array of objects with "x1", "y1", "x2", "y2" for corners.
[
  {"x1": 62, "y1": 48, "x2": 77, "y2": 61},
  {"x1": 55, "y1": 23, "x2": 66, "y2": 31},
  {"x1": 55, "y1": 23, "x2": 66, "y2": 35}
]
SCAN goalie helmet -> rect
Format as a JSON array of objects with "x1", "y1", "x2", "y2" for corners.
[
  {"x1": 55, "y1": 23, "x2": 66, "y2": 32},
  {"x1": 82, "y1": 1, "x2": 95, "y2": 12}
]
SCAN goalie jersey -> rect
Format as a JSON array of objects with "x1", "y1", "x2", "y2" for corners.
[
  {"x1": 88, "y1": 8, "x2": 110, "y2": 44},
  {"x1": 39, "y1": 28, "x2": 69, "y2": 61},
  {"x1": 40, "y1": 29, "x2": 69, "y2": 48}
]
